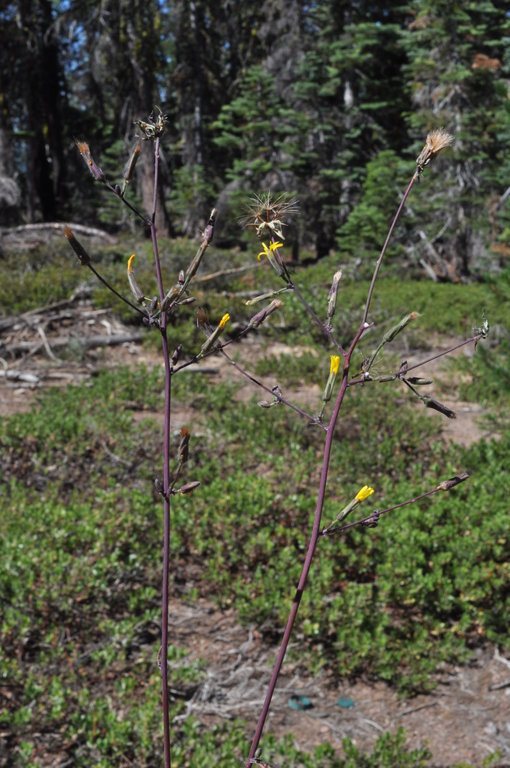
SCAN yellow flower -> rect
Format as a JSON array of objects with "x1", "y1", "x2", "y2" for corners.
[
  {"x1": 127, "y1": 253, "x2": 136, "y2": 273},
  {"x1": 218, "y1": 312, "x2": 230, "y2": 330},
  {"x1": 257, "y1": 241, "x2": 283, "y2": 261},
  {"x1": 330, "y1": 355, "x2": 341, "y2": 376},
  {"x1": 355, "y1": 485, "x2": 374, "y2": 502}
]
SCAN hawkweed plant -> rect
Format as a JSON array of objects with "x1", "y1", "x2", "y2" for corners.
[{"x1": 66, "y1": 117, "x2": 488, "y2": 768}]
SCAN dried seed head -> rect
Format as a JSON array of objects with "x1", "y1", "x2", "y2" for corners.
[
  {"x1": 437, "y1": 472, "x2": 470, "y2": 491},
  {"x1": 424, "y1": 396, "x2": 456, "y2": 419},
  {"x1": 427, "y1": 129, "x2": 455, "y2": 154},
  {"x1": 134, "y1": 106, "x2": 168, "y2": 140},
  {"x1": 416, "y1": 129, "x2": 455, "y2": 172},
  {"x1": 241, "y1": 192, "x2": 299, "y2": 240}
]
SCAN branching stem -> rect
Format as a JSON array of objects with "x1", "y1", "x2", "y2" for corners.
[
  {"x1": 288, "y1": 278, "x2": 346, "y2": 356},
  {"x1": 246, "y1": 174, "x2": 418, "y2": 763},
  {"x1": 221, "y1": 347, "x2": 325, "y2": 429}
]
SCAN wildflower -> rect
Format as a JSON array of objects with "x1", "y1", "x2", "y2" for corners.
[
  {"x1": 257, "y1": 241, "x2": 286, "y2": 277},
  {"x1": 126, "y1": 253, "x2": 145, "y2": 303},
  {"x1": 416, "y1": 129, "x2": 455, "y2": 173},
  {"x1": 219, "y1": 312, "x2": 230, "y2": 330},
  {"x1": 318, "y1": 355, "x2": 342, "y2": 419},
  {"x1": 257, "y1": 241, "x2": 283, "y2": 261},
  {"x1": 355, "y1": 485, "x2": 375, "y2": 502},
  {"x1": 330, "y1": 355, "x2": 341, "y2": 376},
  {"x1": 199, "y1": 312, "x2": 231, "y2": 356},
  {"x1": 336, "y1": 485, "x2": 375, "y2": 524}
]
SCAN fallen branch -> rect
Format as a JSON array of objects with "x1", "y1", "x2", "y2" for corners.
[
  {"x1": 3, "y1": 332, "x2": 143, "y2": 356},
  {"x1": 0, "y1": 369, "x2": 40, "y2": 384},
  {"x1": 0, "y1": 222, "x2": 117, "y2": 248}
]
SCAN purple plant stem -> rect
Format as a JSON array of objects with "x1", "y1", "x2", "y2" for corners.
[
  {"x1": 87, "y1": 263, "x2": 145, "y2": 315},
  {"x1": 246, "y1": 174, "x2": 419, "y2": 763},
  {"x1": 147, "y1": 138, "x2": 171, "y2": 768},
  {"x1": 220, "y1": 348, "x2": 325, "y2": 429},
  {"x1": 245, "y1": 325, "x2": 366, "y2": 766},
  {"x1": 347, "y1": 332, "x2": 483, "y2": 388},
  {"x1": 362, "y1": 173, "x2": 418, "y2": 325}
]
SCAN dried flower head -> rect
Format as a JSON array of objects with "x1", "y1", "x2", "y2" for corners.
[
  {"x1": 134, "y1": 106, "x2": 168, "y2": 140},
  {"x1": 241, "y1": 192, "x2": 299, "y2": 241},
  {"x1": 416, "y1": 129, "x2": 455, "y2": 172}
]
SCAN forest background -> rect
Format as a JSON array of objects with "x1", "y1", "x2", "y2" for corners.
[
  {"x1": 1, "y1": 0, "x2": 510, "y2": 272},
  {"x1": 1, "y1": 1, "x2": 510, "y2": 767}
]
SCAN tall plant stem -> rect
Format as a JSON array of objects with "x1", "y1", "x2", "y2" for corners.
[
  {"x1": 362, "y1": 173, "x2": 417, "y2": 325},
  {"x1": 160, "y1": 335, "x2": 171, "y2": 768},
  {"x1": 245, "y1": 181, "x2": 418, "y2": 765},
  {"x1": 246, "y1": 343, "x2": 358, "y2": 765},
  {"x1": 148, "y1": 138, "x2": 171, "y2": 768}
]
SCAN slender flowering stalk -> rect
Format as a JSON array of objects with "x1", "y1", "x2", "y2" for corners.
[
  {"x1": 322, "y1": 473, "x2": 470, "y2": 538},
  {"x1": 246, "y1": 135, "x2": 458, "y2": 764}
]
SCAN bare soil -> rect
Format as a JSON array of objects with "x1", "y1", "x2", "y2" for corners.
[{"x1": 170, "y1": 597, "x2": 510, "y2": 766}]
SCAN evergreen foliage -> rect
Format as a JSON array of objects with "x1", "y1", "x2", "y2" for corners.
[{"x1": 1, "y1": 0, "x2": 509, "y2": 275}]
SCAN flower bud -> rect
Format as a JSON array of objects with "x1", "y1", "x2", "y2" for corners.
[
  {"x1": 248, "y1": 300, "x2": 283, "y2": 329},
  {"x1": 178, "y1": 427, "x2": 190, "y2": 463},
  {"x1": 65, "y1": 227, "x2": 90, "y2": 265},
  {"x1": 176, "y1": 481, "x2": 201, "y2": 495},
  {"x1": 127, "y1": 254, "x2": 145, "y2": 303},
  {"x1": 75, "y1": 141, "x2": 105, "y2": 181},
  {"x1": 199, "y1": 313, "x2": 230, "y2": 356},
  {"x1": 326, "y1": 270, "x2": 342, "y2": 326}
]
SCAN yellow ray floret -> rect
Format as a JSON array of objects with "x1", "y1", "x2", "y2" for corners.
[{"x1": 355, "y1": 485, "x2": 374, "y2": 502}]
